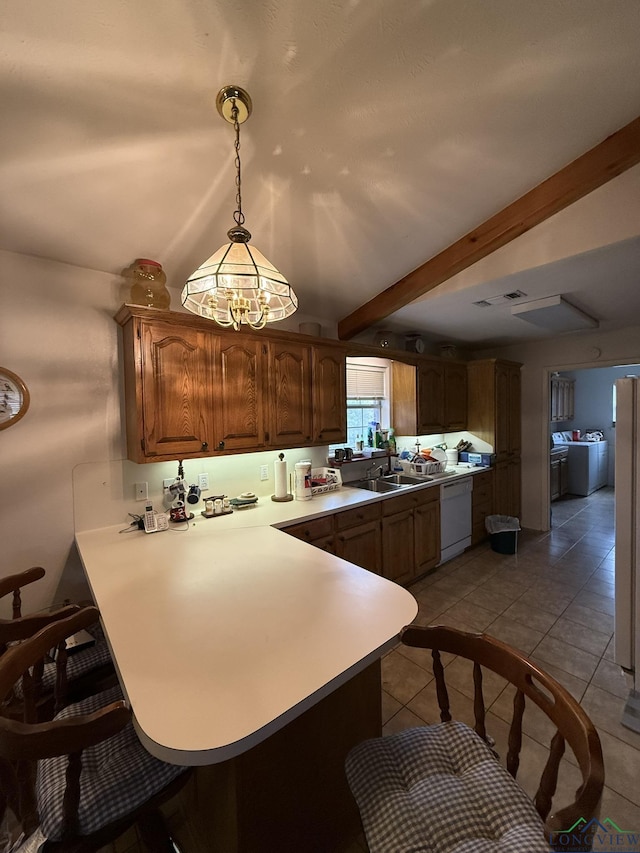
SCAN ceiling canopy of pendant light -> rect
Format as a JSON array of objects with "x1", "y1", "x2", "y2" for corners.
[{"x1": 181, "y1": 85, "x2": 297, "y2": 331}]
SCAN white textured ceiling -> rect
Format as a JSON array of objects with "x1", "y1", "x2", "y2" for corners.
[{"x1": 2, "y1": 0, "x2": 640, "y2": 346}]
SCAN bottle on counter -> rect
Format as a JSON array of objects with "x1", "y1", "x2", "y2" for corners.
[
  {"x1": 367, "y1": 427, "x2": 374, "y2": 447},
  {"x1": 356, "y1": 434, "x2": 364, "y2": 452}
]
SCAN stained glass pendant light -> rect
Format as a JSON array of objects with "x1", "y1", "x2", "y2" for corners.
[{"x1": 181, "y1": 85, "x2": 297, "y2": 330}]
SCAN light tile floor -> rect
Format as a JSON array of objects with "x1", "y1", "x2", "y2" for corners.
[
  {"x1": 377, "y1": 486, "x2": 640, "y2": 853},
  {"x1": 105, "y1": 487, "x2": 640, "y2": 852}
]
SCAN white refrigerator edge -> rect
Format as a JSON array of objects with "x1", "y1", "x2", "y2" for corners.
[{"x1": 614, "y1": 375, "x2": 640, "y2": 732}]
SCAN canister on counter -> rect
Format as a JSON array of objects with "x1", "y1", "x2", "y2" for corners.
[{"x1": 294, "y1": 461, "x2": 312, "y2": 501}]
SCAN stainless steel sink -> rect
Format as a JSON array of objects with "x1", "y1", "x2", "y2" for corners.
[
  {"x1": 381, "y1": 473, "x2": 431, "y2": 485},
  {"x1": 352, "y1": 479, "x2": 405, "y2": 493}
]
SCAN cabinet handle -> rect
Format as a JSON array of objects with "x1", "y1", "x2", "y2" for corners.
[
  {"x1": 201, "y1": 441, "x2": 209, "y2": 451},
  {"x1": 217, "y1": 440, "x2": 225, "y2": 450}
]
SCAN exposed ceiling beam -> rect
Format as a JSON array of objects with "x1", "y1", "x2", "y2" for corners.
[{"x1": 338, "y1": 115, "x2": 640, "y2": 340}]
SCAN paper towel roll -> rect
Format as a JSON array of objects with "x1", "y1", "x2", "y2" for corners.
[{"x1": 274, "y1": 456, "x2": 288, "y2": 498}]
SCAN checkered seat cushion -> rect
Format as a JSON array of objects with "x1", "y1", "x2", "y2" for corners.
[
  {"x1": 36, "y1": 685, "x2": 188, "y2": 841},
  {"x1": 345, "y1": 721, "x2": 548, "y2": 853},
  {"x1": 13, "y1": 623, "x2": 112, "y2": 699}
]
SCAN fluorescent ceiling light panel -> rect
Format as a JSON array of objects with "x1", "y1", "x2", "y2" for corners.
[{"x1": 511, "y1": 295, "x2": 598, "y2": 332}]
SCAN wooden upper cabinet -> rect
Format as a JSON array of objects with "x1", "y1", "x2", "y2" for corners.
[
  {"x1": 443, "y1": 363, "x2": 467, "y2": 431},
  {"x1": 417, "y1": 363, "x2": 445, "y2": 433},
  {"x1": 125, "y1": 318, "x2": 215, "y2": 462},
  {"x1": 116, "y1": 306, "x2": 346, "y2": 461},
  {"x1": 467, "y1": 359, "x2": 521, "y2": 461},
  {"x1": 550, "y1": 375, "x2": 575, "y2": 422},
  {"x1": 218, "y1": 336, "x2": 267, "y2": 452},
  {"x1": 392, "y1": 359, "x2": 467, "y2": 435},
  {"x1": 269, "y1": 341, "x2": 313, "y2": 447},
  {"x1": 312, "y1": 345, "x2": 346, "y2": 444}
]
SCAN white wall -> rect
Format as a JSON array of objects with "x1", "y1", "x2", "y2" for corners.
[
  {"x1": 476, "y1": 327, "x2": 640, "y2": 531},
  {"x1": 0, "y1": 249, "x2": 332, "y2": 616},
  {"x1": 567, "y1": 365, "x2": 640, "y2": 484}
]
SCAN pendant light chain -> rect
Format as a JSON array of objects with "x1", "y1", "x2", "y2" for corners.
[{"x1": 232, "y1": 100, "x2": 245, "y2": 227}]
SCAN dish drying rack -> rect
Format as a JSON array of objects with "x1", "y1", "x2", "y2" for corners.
[{"x1": 400, "y1": 459, "x2": 447, "y2": 477}]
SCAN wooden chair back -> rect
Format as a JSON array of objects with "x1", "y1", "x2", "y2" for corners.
[
  {"x1": 0, "y1": 567, "x2": 46, "y2": 620},
  {"x1": 0, "y1": 607, "x2": 128, "y2": 840},
  {"x1": 400, "y1": 625, "x2": 604, "y2": 842},
  {"x1": 0, "y1": 568, "x2": 80, "y2": 656}
]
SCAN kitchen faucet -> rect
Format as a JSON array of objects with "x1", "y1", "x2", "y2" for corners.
[{"x1": 366, "y1": 463, "x2": 384, "y2": 480}]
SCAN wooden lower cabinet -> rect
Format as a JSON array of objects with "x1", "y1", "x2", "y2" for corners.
[
  {"x1": 335, "y1": 521, "x2": 382, "y2": 575},
  {"x1": 494, "y1": 459, "x2": 521, "y2": 519},
  {"x1": 284, "y1": 517, "x2": 336, "y2": 554},
  {"x1": 382, "y1": 509, "x2": 415, "y2": 586},
  {"x1": 170, "y1": 661, "x2": 381, "y2": 853},
  {"x1": 283, "y1": 485, "x2": 443, "y2": 586},
  {"x1": 414, "y1": 492, "x2": 440, "y2": 575},
  {"x1": 471, "y1": 469, "x2": 494, "y2": 545}
]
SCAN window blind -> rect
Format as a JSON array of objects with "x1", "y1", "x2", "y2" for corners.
[{"x1": 346, "y1": 364, "x2": 386, "y2": 399}]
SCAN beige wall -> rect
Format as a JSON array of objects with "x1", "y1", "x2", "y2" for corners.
[
  {"x1": 0, "y1": 249, "x2": 332, "y2": 616},
  {"x1": 0, "y1": 250, "x2": 125, "y2": 613},
  {"x1": 475, "y1": 326, "x2": 640, "y2": 531}
]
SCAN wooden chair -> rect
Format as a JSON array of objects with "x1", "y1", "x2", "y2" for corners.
[
  {"x1": 0, "y1": 568, "x2": 115, "y2": 713},
  {"x1": 0, "y1": 606, "x2": 191, "y2": 852},
  {"x1": 346, "y1": 625, "x2": 604, "y2": 853}
]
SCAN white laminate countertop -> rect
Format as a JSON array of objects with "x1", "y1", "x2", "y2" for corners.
[{"x1": 75, "y1": 465, "x2": 488, "y2": 766}]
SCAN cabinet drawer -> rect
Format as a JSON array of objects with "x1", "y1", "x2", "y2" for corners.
[
  {"x1": 335, "y1": 502, "x2": 381, "y2": 531},
  {"x1": 381, "y1": 485, "x2": 438, "y2": 517},
  {"x1": 284, "y1": 515, "x2": 334, "y2": 542}
]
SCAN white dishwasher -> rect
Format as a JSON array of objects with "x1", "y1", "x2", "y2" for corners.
[{"x1": 440, "y1": 477, "x2": 473, "y2": 563}]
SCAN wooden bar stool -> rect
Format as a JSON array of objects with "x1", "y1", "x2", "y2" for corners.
[
  {"x1": 0, "y1": 606, "x2": 191, "y2": 852},
  {"x1": 346, "y1": 626, "x2": 604, "y2": 853}
]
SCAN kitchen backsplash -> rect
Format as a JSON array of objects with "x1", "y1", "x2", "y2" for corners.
[{"x1": 73, "y1": 447, "x2": 331, "y2": 532}]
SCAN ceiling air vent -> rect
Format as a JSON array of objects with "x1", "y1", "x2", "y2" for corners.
[{"x1": 473, "y1": 290, "x2": 527, "y2": 308}]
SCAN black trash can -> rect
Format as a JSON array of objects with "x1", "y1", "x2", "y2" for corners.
[{"x1": 485, "y1": 515, "x2": 521, "y2": 554}]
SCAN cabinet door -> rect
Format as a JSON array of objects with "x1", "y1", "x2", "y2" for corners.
[
  {"x1": 471, "y1": 470, "x2": 493, "y2": 545},
  {"x1": 417, "y1": 362, "x2": 445, "y2": 433},
  {"x1": 550, "y1": 459, "x2": 561, "y2": 501},
  {"x1": 335, "y1": 521, "x2": 381, "y2": 575},
  {"x1": 269, "y1": 341, "x2": 312, "y2": 447},
  {"x1": 494, "y1": 459, "x2": 520, "y2": 518},
  {"x1": 508, "y1": 366, "x2": 521, "y2": 456},
  {"x1": 443, "y1": 364, "x2": 467, "y2": 430},
  {"x1": 494, "y1": 364, "x2": 510, "y2": 458},
  {"x1": 382, "y1": 510, "x2": 415, "y2": 586},
  {"x1": 559, "y1": 457, "x2": 569, "y2": 496},
  {"x1": 414, "y1": 497, "x2": 440, "y2": 575},
  {"x1": 508, "y1": 458, "x2": 521, "y2": 519},
  {"x1": 218, "y1": 336, "x2": 267, "y2": 451},
  {"x1": 312, "y1": 346, "x2": 346, "y2": 444},
  {"x1": 138, "y1": 321, "x2": 215, "y2": 460},
  {"x1": 550, "y1": 379, "x2": 560, "y2": 422}
]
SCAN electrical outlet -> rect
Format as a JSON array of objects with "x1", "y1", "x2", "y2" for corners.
[
  {"x1": 260, "y1": 465, "x2": 269, "y2": 481},
  {"x1": 135, "y1": 482, "x2": 148, "y2": 501},
  {"x1": 198, "y1": 472, "x2": 209, "y2": 490}
]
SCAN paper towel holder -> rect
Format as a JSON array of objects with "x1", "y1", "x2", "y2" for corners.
[{"x1": 271, "y1": 452, "x2": 294, "y2": 502}]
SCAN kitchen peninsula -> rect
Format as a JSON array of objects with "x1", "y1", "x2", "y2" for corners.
[{"x1": 75, "y1": 484, "x2": 418, "y2": 852}]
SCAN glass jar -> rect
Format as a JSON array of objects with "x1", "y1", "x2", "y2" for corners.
[{"x1": 127, "y1": 259, "x2": 171, "y2": 310}]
